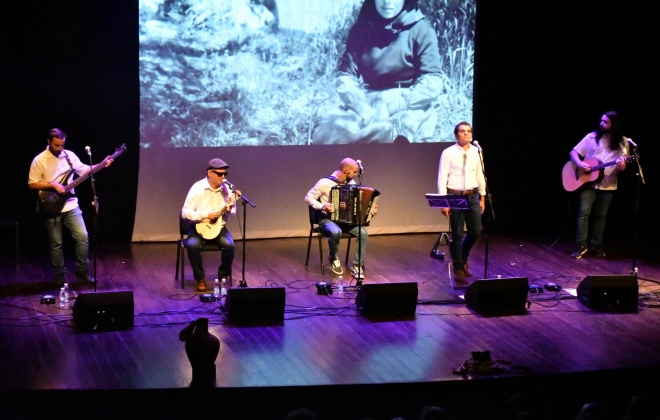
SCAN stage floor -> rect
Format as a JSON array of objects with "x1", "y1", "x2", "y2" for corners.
[{"x1": 1, "y1": 233, "x2": 659, "y2": 419}]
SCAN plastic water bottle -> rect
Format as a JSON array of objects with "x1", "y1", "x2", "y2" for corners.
[
  {"x1": 221, "y1": 278, "x2": 228, "y2": 296},
  {"x1": 59, "y1": 287, "x2": 67, "y2": 308},
  {"x1": 62, "y1": 283, "x2": 70, "y2": 308},
  {"x1": 338, "y1": 276, "x2": 344, "y2": 294},
  {"x1": 213, "y1": 279, "x2": 220, "y2": 298}
]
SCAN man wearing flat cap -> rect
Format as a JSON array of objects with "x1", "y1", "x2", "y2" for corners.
[{"x1": 181, "y1": 158, "x2": 238, "y2": 292}]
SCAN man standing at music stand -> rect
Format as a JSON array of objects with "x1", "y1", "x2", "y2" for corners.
[{"x1": 437, "y1": 122, "x2": 486, "y2": 284}]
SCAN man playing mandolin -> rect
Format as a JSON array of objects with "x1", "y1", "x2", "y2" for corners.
[
  {"x1": 28, "y1": 128, "x2": 114, "y2": 286},
  {"x1": 568, "y1": 111, "x2": 630, "y2": 259},
  {"x1": 181, "y1": 158, "x2": 240, "y2": 292}
]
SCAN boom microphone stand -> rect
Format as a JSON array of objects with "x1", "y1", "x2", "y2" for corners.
[
  {"x1": 355, "y1": 161, "x2": 364, "y2": 287},
  {"x1": 85, "y1": 146, "x2": 99, "y2": 291},
  {"x1": 628, "y1": 142, "x2": 644, "y2": 276},
  {"x1": 235, "y1": 186, "x2": 255, "y2": 288},
  {"x1": 474, "y1": 142, "x2": 495, "y2": 279}
]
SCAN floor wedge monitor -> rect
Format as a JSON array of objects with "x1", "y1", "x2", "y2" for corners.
[
  {"x1": 225, "y1": 287, "x2": 285, "y2": 323},
  {"x1": 464, "y1": 277, "x2": 529, "y2": 316},
  {"x1": 72, "y1": 290, "x2": 134, "y2": 332},
  {"x1": 355, "y1": 282, "x2": 418, "y2": 316},
  {"x1": 577, "y1": 274, "x2": 638, "y2": 312}
]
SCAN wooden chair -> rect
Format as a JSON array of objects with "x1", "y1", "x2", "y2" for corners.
[
  {"x1": 175, "y1": 216, "x2": 223, "y2": 289},
  {"x1": 305, "y1": 206, "x2": 354, "y2": 274}
]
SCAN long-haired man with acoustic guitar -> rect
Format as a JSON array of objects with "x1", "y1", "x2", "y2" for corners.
[
  {"x1": 181, "y1": 158, "x2": 239, "y2": 292},
  {"x1": 28, "y1": 128, "x2": 114, "y2": 287},
  {"x1": 568, "y1": 111, "x2": 630, "y2": 259}
]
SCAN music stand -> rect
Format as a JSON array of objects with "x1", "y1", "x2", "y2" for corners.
[
  {"x1": 426, "y1": 194, "x2": 470, "y2": 290},
  {"x1": 426, "y1": 194, "x2": 470, "y2": 256}
]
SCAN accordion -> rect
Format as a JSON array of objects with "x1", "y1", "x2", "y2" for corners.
[{"x1": 330, "y1": 185, "x2": 380, "y2": 226}]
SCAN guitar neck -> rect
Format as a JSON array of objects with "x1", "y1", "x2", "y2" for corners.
[
  {"x1": 63, "y1": 161, "x2": 106, "y2": 193},
  {"x1": 63, "y1": 144, "x2": 126, "y2": 193}
]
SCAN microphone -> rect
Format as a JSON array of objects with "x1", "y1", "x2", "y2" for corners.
[
  {"x1": 472, "y1": 140, "x2": 482, "y2": 152},
  {"x1": 356, "y1": 159, "x2": 364, "y2": 175},
  {"x1": 85, "y1": 146, "x2": 91, "y2": 155},
  {"x1": 627, "y1": 138, "x2": 638, "y2": 148},
  {"x1": 222, "y1": 179, "x2": 236, "y2": 192}
]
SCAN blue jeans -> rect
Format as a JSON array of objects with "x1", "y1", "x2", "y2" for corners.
[
  {"x1": 575, "y1": 188, "x2": 614, "y2": 248},
  {"x1": 186, "y1": 226, "x2": 235, "y2": 281},
  {"x1": 448, "y1": 194, "x2": 482, "y2": 269},
  {"x1": 46, "y1": 207, "x2": 89, "y2": 274},
  {"x1": 319, "y1": 219, "x2": 368, "y2": 267}
]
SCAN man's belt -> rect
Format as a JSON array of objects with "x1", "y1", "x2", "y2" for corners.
[{"x1": 447, "y1": 187, "x2": 479, "y2": 195}]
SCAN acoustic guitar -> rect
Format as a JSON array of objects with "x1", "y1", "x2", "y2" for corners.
[
  {"x1": 37, "y1": 144, "x2": 127, "y2": 217},
  {"x1": 561, "y1": 156, "x2": 634, "y2": 192}
]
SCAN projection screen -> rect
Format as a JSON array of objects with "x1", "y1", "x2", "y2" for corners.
[{"x1": 134, "y1": 0, "x2": 475, "y2": 241}]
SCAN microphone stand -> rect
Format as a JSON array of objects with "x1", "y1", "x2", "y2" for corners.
[
  {"x1": 476, "y1": 146, "x2": 495, "y2": 279},
  {"x1": 236, "y1": 193, "x2": 255, "y2": 288},
  {"x1": 629, "y1": 146, "x2": 644, "y2": 276},
  {"x1": 86, "y1": 150, "x2": 99, "y2": 291},
  {"x1": 355, "y1": 168, "x2": 363, "y2": 287}
]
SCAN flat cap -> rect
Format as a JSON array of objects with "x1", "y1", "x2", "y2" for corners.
[{"x1": 207, "y1": 158, "x2": 229, "y2": 169}]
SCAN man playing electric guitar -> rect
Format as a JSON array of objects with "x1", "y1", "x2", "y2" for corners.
[
  {"x1": 567, "y1": 111, "x2": 630, "y2": 259},
  {"x1": 181, "y1": 158, "x2": 240, "y2": 292},
  {"x1": 28, "y1": 128, "x2": 114, "y2": 287}
]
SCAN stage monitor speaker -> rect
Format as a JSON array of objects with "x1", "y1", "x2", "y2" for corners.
[
  {"x1": 355, "y1": 282, "x2": 418, "y2": 316},
  {"x1": 577, "y1": 275, "x2": 638, "y2": 312},
  {"x1": 225, "y1": 287, "x2": 285, "y2": 323},
  {"x1": 464, "y1": 277, "x2": 529, "y2": 316},
  {"x1": 72, "y1": 290, "x2": 134, "y2": 332}
]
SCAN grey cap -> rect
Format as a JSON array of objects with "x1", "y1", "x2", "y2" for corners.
[{"x1": 207, "y1": 158, "x2": 229, "y2": 169}]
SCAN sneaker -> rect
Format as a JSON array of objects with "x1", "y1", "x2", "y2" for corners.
[
  {"x1": 351, "y1": 265, "x2": 364, "y2": 280},
  {"x1": 197, "y1": 280, "x2": 207, "y2": 292},
  {"x1": 329, "y1": 257, "x2": 343, "y2": 275},
  {"x1": 76, "y1": 270, "x2": 95, "y2": 285},
  {"x1": 591, "y1": 247, "x2": 606, "y2": 258},
  {"x1": 571, "y1": 245, "x2": 588, "y2": 259}
]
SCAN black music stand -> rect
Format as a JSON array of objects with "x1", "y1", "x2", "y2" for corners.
[{"x1": 426, "y1": 194, "x2": 469, "y2": 260}]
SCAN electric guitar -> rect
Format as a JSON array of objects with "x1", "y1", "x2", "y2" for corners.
[
  {"x1": 194, "y1": 191, "x2": 239, "y2": 239},
  {"x1": 561, "y1": 155, "x2": 634, "y2": 192},
  {"x1": 37, "y1": 144, "x2": 127, "y2": 217}
]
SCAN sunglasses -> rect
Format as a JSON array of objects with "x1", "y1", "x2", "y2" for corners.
[{"x1": 211, "y1": 170, "x2": 228, "y2": 177}]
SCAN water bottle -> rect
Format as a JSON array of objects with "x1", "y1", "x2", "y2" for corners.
[
  {"x1": 221, "y1": 278, "x2": 228, "y2": 296},
  {"x1": 213, "y1": 279, "x2": 220, "y2": 298},
  {"x1": 338, "y1": 276, "x2": 344, "y2": 294},
  {"x1": 62, "y1": 283, "x2": 70, "y2": 308},
  {"x1": 59, "y1": 287, "x2": 66, "y2": 308}
]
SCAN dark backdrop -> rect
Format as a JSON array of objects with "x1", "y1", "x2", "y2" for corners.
[{"x1": 2, "y1": 1, "x2": 655, "y2": 255}]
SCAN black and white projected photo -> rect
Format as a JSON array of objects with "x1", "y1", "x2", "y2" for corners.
[{"x1": 139, "y1": 0, "x2": 475, "y2": 147}]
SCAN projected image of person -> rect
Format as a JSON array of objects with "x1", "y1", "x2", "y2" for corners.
[
  {"x1": 305, "y1": 158, "x2": 378, "y2": 282},
  {"x1": 312, "y1": 0, "x2": 443, "y2": 144},
  {"x1": 181, "y1": 158, "x2": 239, "y2": 292},
  {"x1": 437, "y1": 122, "x2": 485, "y2": 284}
]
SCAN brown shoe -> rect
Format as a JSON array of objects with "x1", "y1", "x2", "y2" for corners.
[
  {"x1": 196, "y1": 280, "x2": 207, "y2": 292},
  {"x1": 463, "y1": 262, "x2": 473, "y2": 277},
  {"x1": 452, "y1": 267, "x2": 468, "y2": 284}
]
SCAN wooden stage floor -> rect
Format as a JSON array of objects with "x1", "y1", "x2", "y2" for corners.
[{"x1": 1, "y1": 233, "x2": 659, "y2": 419}]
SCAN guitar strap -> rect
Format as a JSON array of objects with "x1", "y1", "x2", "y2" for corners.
[
  {"x1": 59, "y1": 151, "x2": 75, "y2": 191},
  {"x1": 325, "y1": 175, "x2": 343, "y2": 184}
]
